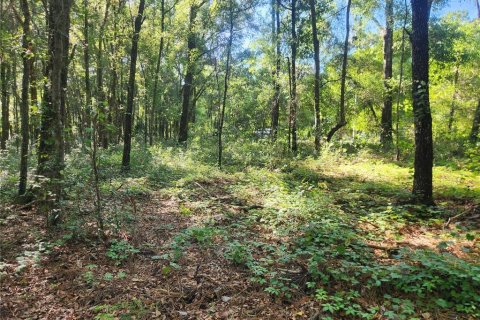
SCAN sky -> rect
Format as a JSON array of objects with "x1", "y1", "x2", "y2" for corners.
[{"x1": 435, "y1": 0, "x2": 478, "y2": 19}]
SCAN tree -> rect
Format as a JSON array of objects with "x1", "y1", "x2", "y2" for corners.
[
  {"x1": 218, "y1": 0, "x2": 235, "y2": 168},
  {"x1": 290, "y1": 0, "x2": 298, "y2": 153},
  {"x1": 326, "y1": 0, "x2": 351, "y2": 142},
  {"x1": 380, "y1": 0, "x2": 394, "y2": 148},
  {"x1": 0, "y1": 59, "x2": 7, "y2": 150},
  {"x1": 471, "y1": 99, "x2": 480, "y2": 143},
  {"x1": 37, "y1": 0, "x2": 74, "y2": 210},
  {"x1": 309, "y1": 0, "x2": 321, "y2": 151},
  {"x1": 411, "y1": 0, "x2": 433, "y2": 204},
  {"x1": 271, "y1": 0, "x2": 281, "y2": 141},
  {"x1": 151, "y1": 0, "x2": 167, "y2": 146},
  {"x1": 83, "y1": 0, "x2": 93, "y2": 144},
  {"x1": 395, "y1": 0, "x2": 409, "y2": 161},
  {"x1": 179, "y1": 1, "x2": 207, "y2": 144},
  {"x1": 122, "y1": 0, "x2": 146, "y2": 171},
  {"x1": 19, "y1": 0, "x2": 31, "y2": 196}
]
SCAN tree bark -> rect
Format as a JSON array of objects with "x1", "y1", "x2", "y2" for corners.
[
  {"x1": 19, "y1": 0, "x2": 31, "y2": 196},
  {"x1": 97, "y1": 1, "x2": 111, "y2": 149},
  {"x1": 326, "y1": 0, "x2": 351, "y2": 142},
  {"x1": 290, "y1": 0, "x2": 298, "y2": 153},
  {"x1": 179, "y1": 3, "x2": 201, "y2": 144},
  {"x1": 395, "y1": 0, "x2": 409, "y2": 161},
  {"x1": 151, "y1": 0, "x2": 166, "y2": 145},
  {"x1": 83, "y1": 0, "x2": 92, "y2": 143},
  {"x1": 470, "y1": 99, "x2": 480, "y2": 143},
  {"x1": 271, "y1": 0, "x2": 281, "y2": 141},
  {"x1": 411, "y1": 0, "x2": 433, "y2": 204},
  {"x1": 37, "y1": 0, "x2": 73, "y2": 212},
  {"x1": 0, "y1": 60, "x2": 8, "y2": 150},
  {"x1": 381, "y1": 0, "x2": 394, "y2": 148},
  {"x1": 309, "y1": 0, "x2": 321, "y2": 151},
  {"x1": 218, "y1": 0, "x2": 234, "y2": 169},
  {"x1": 122, "y1": 0, "x2": 146, "y2": 170}
]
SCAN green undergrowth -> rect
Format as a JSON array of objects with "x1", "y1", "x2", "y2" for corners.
[
  {"x1": 1, "y1": 142, "x2": 479, "y2": 319},
  {"x1": 156, "y1": 147, "x2": 480, "y2": 318}
]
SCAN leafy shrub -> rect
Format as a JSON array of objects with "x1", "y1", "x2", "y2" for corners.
[{"x1": 106, "y1": 240, "x2": 139, "y2": 265}]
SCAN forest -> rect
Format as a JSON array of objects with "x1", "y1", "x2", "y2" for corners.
[{"x1": 0, "y1": 0, "x2": 479, "y2": 318}]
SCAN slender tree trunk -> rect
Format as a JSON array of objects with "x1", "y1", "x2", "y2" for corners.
[
  {"x1": 151, "y1": 0, "x2": 166, "y2": 146},
  {"x1": 97, "y1": 2, "x2": 110, "y2": 149},
  {"x1": 271, "y1": 0, "x2": 281, "y2": 141},
  {"x1": 218, "y1": 1, "x2": 234, "y2": 169},
  {"x1": 122, "y1": 0, "x2": 146, "y2": 170},
  {"x1": 12, "y1": 61, "x2": 19, "y2": 146},
  {"x1": 1, "y1": 61, "x2": 8, "y2": 150},
  {"x1": 29, "y1": 50, "x2": 38, "y2": 147},
  {"x1": 469, "y1": 0, "x2": 479, "y2": 142},
  {"x1": 326, "y1": 0, "x2": 351, "y2": 142},
  {"x1": 309, "y1": 0, "x2": 321, "y2": 151},
  {"x1": 447, "y1": 64, "x2": 459, "y2": 133},
  {"x1": 83, "y1": 0, "x2": 92, "y2": 142},
  {"x1": 470, "y1": 99, "x2": 480, "y2": 143},
  {"x1": 381, "y1": 0, "x2": 394, "y2": 148},
  {"x1": 19, "y1": 0, "x2": 31, "y2": 196},
  {"x1": 396, "y1": 0, "x2": 409, "y2": 161},
  {"x1": 37, "y1": 0, "x2": 73, "y2": 216},
  {"x1": 411, "y1": 0, "x2": 433, "y2": 204},
  {"x1": 287, "y1": 57, "x2": 292, "y2": 149},
  {"x1": 290, "y1": 0, "x2": 298, "y2": 153}
]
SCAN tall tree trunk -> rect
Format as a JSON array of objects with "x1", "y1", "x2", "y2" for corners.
[
  {"x1": 290, "y1": 0, "x2": 298, "y2": 153},
  {"x1": 271, "y1": 0, "x2": 281, "y2": 141},
  {"x1": 151, "y1": 0, "x2": 166, "y2": 146},
  {"x1": 309, "y1": 0, "x2": 321, "y2": 151},
  {"x1": 29, "y1": 50, "x2": 38, "y2": 147},
  {"x1": 287, "y1": 57, "x2": 292, "y2": 149},
  {"x1": 411, "y1": 0, "x2": 433, "y2": 204},
  {"x1": 0, "y1": 61, "x2": 8, "y2": 150},
  {"x1": 218, "y1": 0, "x2": 234, "y2": 169},
  {"x1": 83, "y1": 0, "x2": 92, "y2": 142},
  {"x1": 37, "y1": 0, "x2": 73, "y2": 215},
  {"x1": 447, "y1": 63, "x2": 459, "y2": 132},
  {"x1": 381, "y1": 0, "x2": 394, "y2": 148},
  {"x1": 19, "y1": 0, "x2": 31, "y2": 196},
  {"x1": 179, "y1": 4, "x2": 200, "y2": 144},
  {"x1": 395, "y1": 0, "x2": 409, "y2": 161},
  {"x1": 326, "y1": 0, "x2": 351, "y2": 142},
  {"x1": 470, "y1": 99, "x2": 480, "y2": 143},
  {"x1": 122, "y1": 0, "x2": 146, "y2": 170},
  {"x1": 97, "y1": 1, "x2": 111, "y2": 148}
]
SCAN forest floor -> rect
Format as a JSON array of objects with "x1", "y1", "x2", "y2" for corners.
[{"x1": 1, "y1": 147, "x2": 479, "y2": 319}]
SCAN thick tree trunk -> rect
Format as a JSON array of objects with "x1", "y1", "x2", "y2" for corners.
[
  {"x1": 1, "y1": 61, "x2": 8, "y2": 150},
  {"x1": 381, "y1": 0, "x2": 394, "y2": 148},
  {"x1": 309, "y1": 0, "x2": 321, "y2": 151},
  {"x1": 326, "y1": 0, "x2": 351, "y2": 142},
  {"x1": 271, "y1": 0, "x2": 281, "y2": 141},
  {"x1": 290, "y1": 0, "x2": 298, "y2": 153},
  {"x1": 411, "y1": 0, "x2": 433, "y2": 204},
  {"x1": 218, "y1": 1, "x2": 234, "y2": 169},
  {"x1": 470, "y1": 99, "x2": 480, "y2": 143},
  {"x1": 122, "y1": 0, "x2": 146, "y2": 170},
  {"x1": 37, "y1": 0, "x2": 73, "y2": 212},
  {"x1": 179, "y1": 4, "x2": 200, "y2": 144},
  {"x1": 19, "y1": 0, "x2": 31, "y2": 196}
]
